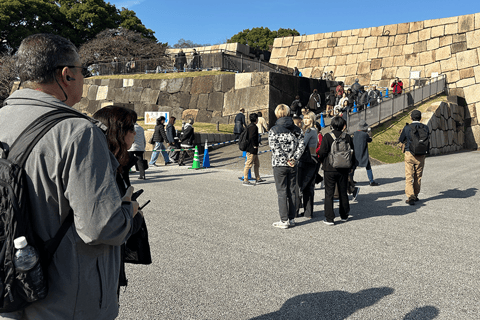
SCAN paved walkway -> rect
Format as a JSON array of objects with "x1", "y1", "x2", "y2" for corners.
[{"x1": 118, "y1": 149, "x2": 480, "y2": 319}]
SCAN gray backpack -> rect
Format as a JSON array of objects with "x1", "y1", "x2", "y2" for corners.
[{"x1": 328, "y1": 132, "x2": 353, "y2": 169}]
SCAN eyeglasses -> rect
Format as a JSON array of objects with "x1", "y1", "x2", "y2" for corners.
[{"x1": 57, "y1": 65, "x2": 89, "y2": 77}]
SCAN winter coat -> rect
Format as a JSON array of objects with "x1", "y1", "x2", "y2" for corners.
[
  {"x1": 0, "y1": 89, "x2": 134, "y2": 319},
  {"x1": 290, "y1": 99, "x2": 302, "y2": 114},
  {"x1": 317, "y1": 129, "x2": 354, "y2": 172},
  {"x1": 399, "y1": 121, "x2": 429, "y2": 152},
  {"x1": 128, "y1": 123, "x2": 146, "y2": 152},
  {"x1": 368, "y1": 89, "x2": 382, "y2": 104},
  {"x1": 353, "y1": 130, "x2": 372, "y2": 167},
  {"x1": 246, "y1": 123, "x2": 259, "y2": 154},
  {"x1": 233, "y1": 112, "x2": 246, "y2": 134},
  {"x1": 180, "y1": 123, "x2": 195, "y2": 147},
  {"x1": 153, "y1": 123, "x2": 168, "y2": 143},
  {"x1": 268, "y1": 116, "x2": 305, "y2": 167},
  {"x1": 166, "y1": 123, "x2": 177, "y2": 144},
  {"x1": 391, "y1": 81, "x2": 403, "y2": 94},
  {"x1": 358, "y1": 91, "x2": 368, "y2": 105},
  {"x1": 257, "y1": 116, "x2": 268, "y2": 134},
  {"x1": 307, "y1": 93, "x2": 321, "y2": 111}
]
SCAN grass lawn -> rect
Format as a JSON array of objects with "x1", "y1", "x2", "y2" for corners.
[
  {"x1": 369, "y1": 94, "x2": 448, "y2": 164},
  {"x1": 89, "y1": 70, "x2": 234, "y2": 80},
  {"x1": 138, "y1": 119, "x2": 234, "y2": 134}
]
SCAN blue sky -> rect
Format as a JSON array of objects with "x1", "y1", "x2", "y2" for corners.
[{"x1": 109, "y1": 0, "x2": 480, "y2": 46}]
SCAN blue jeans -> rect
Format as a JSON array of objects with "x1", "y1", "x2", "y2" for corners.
[{"x1": 149, "y1": 142, "x2": 170, "y2": 164}]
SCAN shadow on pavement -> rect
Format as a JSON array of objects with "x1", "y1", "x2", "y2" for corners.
[
  {"x1": 403, "y1": 306, "x2": 439, "y2": 320},
  {"x1": 249, "y1": 287, "x2": 396, "y2": 320}
]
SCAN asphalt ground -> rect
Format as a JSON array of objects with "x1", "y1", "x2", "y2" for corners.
[{"x1": 118, "y1": 147, "x2": 480, "y2": 320}]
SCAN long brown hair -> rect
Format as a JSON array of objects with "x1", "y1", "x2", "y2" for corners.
[{"x1": 92, "y1": 106, "x2": 137, "y2": 169}]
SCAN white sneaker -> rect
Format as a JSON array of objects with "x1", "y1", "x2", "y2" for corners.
[
  {"x1": 272, "y1": 221, "x2": 289, "y2": 229},
  {"x1": 323, "y1": 220, "x2": 335, "y2": 226}
]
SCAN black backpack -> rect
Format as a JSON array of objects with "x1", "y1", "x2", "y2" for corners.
[
  {"x1": 409, "y1": 124, "x2": 429, "y2": 155},
  {"x1": 238, "y1": 129, "x2": 249, "y2": 152},
  {"x1": 0, "y1": 108, "x2": 86, "y2": 312},
  {"x1": 328, "y1": 132, "x2": 353, "y2": 169}
]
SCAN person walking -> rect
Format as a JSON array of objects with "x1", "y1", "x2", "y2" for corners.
[
  {"x1": 256, "y1": 111, "x2": 268, "y2": 145},
  {"x1": 391, "y1": 78, "x2": 403, "y2": 97},
  {"x1": 269, "y1": 104, "x2": 305, "y2": 229},
  {"x1": 297, "y1": 117, "x2": 319, "y2": 218},
  {"x1": 243, "y1": 113, "x2": 265, "y2": 186},
  {"x1": 178, "y1": 118, "x2": 195, "y2": 166},
  {"x1": 149, "y1": 116, "x2": 172, "y2": 166},
  {"x1": 399, "y1": 110, "x2": 429, "y2": 205},
  {"x1": 357, "y1": 86, "x2": 368, "y2": 111},
  {"x1": 307, "y1": 89, "x2": 321, "y2": 115},
  {"x1": 233, "y1": 108, "x2": 246, "y2": 141},
  {"x1": 128, "y1": 120, "x2": 147, "y2": 180},
  {"x1": 166, "y1": 116, "x2": 180, "y2": 163},
  {"x1": 368, "y1": 85, "x2": 382, "y2": 107},
  {"x1": 352, "y1": 120, "x2": 379, "y2": 186},
  {"x1": 317, "y1": 116, "x2": 354, "y2": 225}
]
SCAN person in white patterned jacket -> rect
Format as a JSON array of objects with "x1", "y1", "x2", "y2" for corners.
[{"x1": 268, "y1": 104, "x2": 306, "y2": 229}]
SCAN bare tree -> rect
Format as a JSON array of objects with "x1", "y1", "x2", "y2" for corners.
[
  {"x1": 79, "y1": 28, "x2": 167, "y2": 66},
  {"x1": 0, "y1": 54, "x2": 17, "y2": 104}
]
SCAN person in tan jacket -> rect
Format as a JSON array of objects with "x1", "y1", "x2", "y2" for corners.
[{"x1": 256, "y1": 111, "x2": 268, "y2": 146}]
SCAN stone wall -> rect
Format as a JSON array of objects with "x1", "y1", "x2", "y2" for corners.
[
  {"x1": 75, "y1": 73, "x2": 332, "y2": 127},
  {"x1": 270, "y1": 12, "x2": 480, "y2": 149},
  {"x1": 422, "y1": 101, "x2": 465, "y2": 155}
]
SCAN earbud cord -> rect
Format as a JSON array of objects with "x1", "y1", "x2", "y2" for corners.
[{"x1": 54, "y1": 76, "x2": 68, "y2": 103}]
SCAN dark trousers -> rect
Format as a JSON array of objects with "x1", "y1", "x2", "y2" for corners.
[
  {"x1": 324, "y1": 170, "x2": 350, "y2": 222},
  {"x1": 298, "y1": 162, "x2": 317, "y2": 218},
  {"x1": 128, "y1": 151, "x2": 145, "y2": 179},
  {"x1": 273, "y1": 166, "x2": 297, "y2": 222},
  {"x1": 178, "y1": 149, "x2": 194, "y2": 165}
]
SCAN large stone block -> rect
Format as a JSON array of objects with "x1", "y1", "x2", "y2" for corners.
[
  {"x1": 391, "y1": 45, "x2": 404, "y2": 56},
  {"x1": 207, "y1": 92, "x2": 224, "y2": 112},
  {"x1": 381, "y1": 67, "x2": 397, "y2": 80},
  {"x1": 445, "y1": 70, "x2": 460, "y2": 83},
  {"x1": 398, "y1": 23, "x2": 409, "y2": 34},
  {"x1": 123, "y1": 79, "x2": 134, "y2": 87},
  {"x1": 87, "y1": 85, "x2": 98, "y2": 101},
  {"x1": 166, "y1": 78, "x2": 184, "y2": 94},
  {"x1": 126, "y1": 87, "x2": 143, "y2": 103},
  {"x1": 352, "y1": 44, "x2": 364, "y2": 53},
  {"x1": 394, "y1": 34, "x2": 407, "y2": 45},
  {"x1": 427, "y1": 38, "x2": 440, "y2": 51},
  {"x1": 397, "y1": 66, "x2": 411, "y2": 80},
  {"x1": 456, "y1": 77, "x2": 474, "y2": 88},
  {"x1": 295, "y1": 50, "x2": 306, "y2": 60},
  {"x1": 440, "y1": 57, "x2": 458, "y2": 72},
  {"x1": 368, "y1": 48, "x2": 379, "y2": 59},
  {"x1": 377, "y1": 36, "x2": 389, "y2": 48},
  {"x1": 465, "y1": 125, "x2": 480, "y2": 149},
  {"x1": 335, "y1": 65, "x2": 346, "y2": 77},
  {"x1": 336, "y1": 55, "x2": 347, "y2": 65},
  {"x1": 404, "y1": 44, "x2": 414, "y2": 55},
  {"x1": 337, "y1": 37, "x2": 348, "y2": 46},
  {"x1": 405, "y1": 53, "x2": 420, "y2": 66},
  {"x1": 394, "y1": 55, "x2": 406, "y2": 67},
  {"x1": 419, "y1": 51, "x2": 435, "y2": 65},
  {"x1": 188, "y1": 94, "x2": 199, "y2": 109},
  {"x1": 413, "y1": 41, "x2": 427, "y2": 53},
  {"x1": 382, "y1": 57, "x2": 394, "y2": 68},
  {"x1": 431, "y1": 25, "x2": 445, "y2": 38},
  {"x1": 140, "y1": 88, "x2": 160, "y2": 104},
  {"x1": 313, "y1": 48, "x2": 324, "y2": 58},
  {"x1": 378, "y1": 47, "x2": 391, "y2": 58},
  {"x1": 466, "y1": 29, "x2": 480, "y2": 49},
  {"x1": 357, "y1": 61, "x2": 371, "y2": 74},
  {"x1": 190, "y1": 75, "x2": 214, "y2": 94},
  {"x1": 347, "y1": 36, "x2": 358, "y2": 45},
  {"x1": 371, "y1": 26, "x2": 384, "y2": 36},
  {"x1": 287, "y1": 45, "x2": 298, "y2": 56},
  {"x1": 371, "y1": 69, "x2": 383, "y2": 81},
  {"x1": 459, "y1": 14, "x2": 475, "y2": 33},
  {"x1": 82, "y1": 84, "x2": 89, "y2": 98},
  {"x1": 459, "y1": 67, "x2": 475, "y2": 79},
  {"x1": 345, "y1": 64, "x2": 358, "y2": 76},
  {"x1": 182, "y1": 109, "x2": 199, "y2": 121},
  {"x1": 410, "y1": 21, "x2": 423, "y2": 32},
  {"x1": 371, "y1": 59, "x2": 382, "y2": 70},
  {"x1": 346, "y1": 54, "x2": 357, "y2": 64},
  {"x1": 357, "y1": 74, "x2": 371, "y2": 85},
  {"x1": 181, "y1": 77, "x2": 193, "y2": 93},
  {"x1": 474, "y1": 66, "x2": 480, "y2": 83},
  {"x1": 425, "y1": 16, "x2": 458, "y2": 28},
  {"x1": 440, "y1": 35, "x2": 453, "y2": 47},
  {"x1": 358, "y1": 27, "x2": 371, "y2": 37},
  {"x1": 196, "y1": 94, "x2": 209, "y2": 110},
  {"x1": 456, "y1": 49, "x2": 479, "y2": 69},
  {"x1": 326, "y1": 38, "x2": 338, "y2": 47},
  {"x1": 418, "y1": 28, "x2": 431, "y2": 41},
  {"x1": 252, "y1": 72, "x2": 269, "y2": 87},
  {"x1": 305, "y1": 49, "x2": 315, "y2": 59},
  {"x1": 435, "y1": 46, "x2": 451, "y2": 61},
  {"x1": 451, "y1": 42, "x2": 467, "y2": 54},
  {"x1": 407, "y1": 32, "x2": 419, "y2": 44},
  {"x1": 364, "y1": 37, "x2": 377, "y2": 49},
  {"x1": 221, "y1": 74, "x2": 235, "y2": 92},
  {"x1": 273, "y1": 38, "x2": 283, "y2": 48},
  {"x1": 445, "y1": 23, "x2": 458, "y2": 35},
  {"x1": 463, "y1": 83, "x2": 480, "y2": 104},
  {"x1": 333, "y1": 46, "x2": 343, "y2": 56}
]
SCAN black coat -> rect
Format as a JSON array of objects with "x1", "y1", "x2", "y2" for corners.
[
  {"x1": 317, "y1": 130, "x2": 354, "y2": 172},
  {"x1": 245, "y1": 123, "x2": 259, "y2": 154},
  {"x1": 353, "y1": 130, "x2": 371, "y2": 167},
  {"x1": 153, "y1": 124, "x2": 168, "y2": 143},
  {"x1": 180, "y1": 124, "x2": 195, "y2": 146}
]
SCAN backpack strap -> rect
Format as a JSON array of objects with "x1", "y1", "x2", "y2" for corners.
[
  {"x1": 8, "y1": 108, "x2": 90, "y2": 167},
  {"x1": 7, "y1": 108, "x2": 87, "y2": 265}
]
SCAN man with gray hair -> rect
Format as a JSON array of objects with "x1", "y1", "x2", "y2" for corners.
[{"x1": 0, "y1": 34, "x2": 138, "y2": 319}]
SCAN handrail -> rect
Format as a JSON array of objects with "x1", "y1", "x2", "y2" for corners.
[{"x1": 345, "y1": 74, "x2": 447, "y2": 133}]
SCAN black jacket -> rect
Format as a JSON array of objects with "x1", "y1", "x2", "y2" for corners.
[
  {"x1": 233, "y1": 112, "x2": 246, "y2": 134},
  {"x1": 246, "y1": 123, "x2": 259, "y2": 154},
  {"x1": 166, "y1": 123, "x2": 176, "y2": 143},
  {"x1": 153, "y1": 124, "x2": 168, "y2": 143},
  {"x1": 180, "y1": 124, "x2": 195, "y2": 146},
  {"x1": 317, "y1": 130, "x2": 354, "y2": 172}
]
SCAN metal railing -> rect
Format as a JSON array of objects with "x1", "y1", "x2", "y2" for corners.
[
  {"x1": 90, "y1": 51, "x2": 292, "y2": 76},
  {"x1": 345, "y1": 74, "x2": 447, "y2": 133}
]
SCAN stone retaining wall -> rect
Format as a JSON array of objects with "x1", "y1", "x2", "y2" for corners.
[
  {"x1": 270, "y1": 12, "x2": 480, "y2": 149},
  {"x1": 422, "y1": 101, "x2": 465, "y2": 155},
  {"x1": 75, "y1": 73, "x2": 332, "y2": 127}
]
